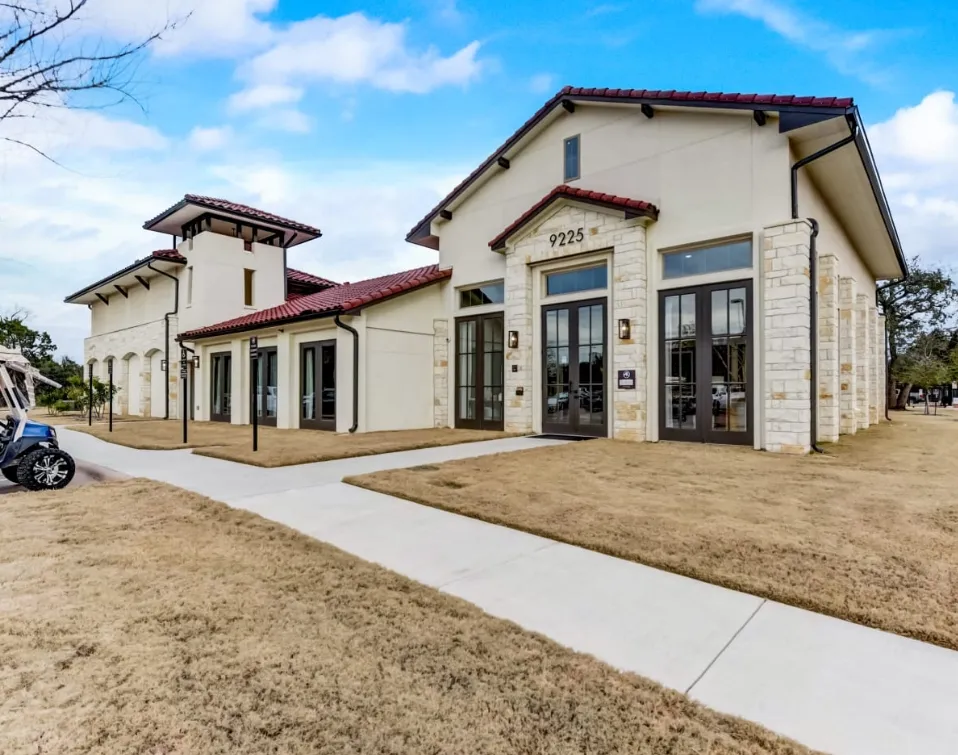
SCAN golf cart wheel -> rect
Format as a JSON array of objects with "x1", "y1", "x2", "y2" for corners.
[
  {"x1": 17, "y1": 448, "x2": 75, "y2": 491},
  {"x1": 1, "y1": 466, "x2": 18, "y2": 484}
]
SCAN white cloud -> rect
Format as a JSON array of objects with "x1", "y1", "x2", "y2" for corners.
[
  {"x1": 239, "y1": 12, "x2": 483, "y2": 95},
  {"x1": 869, "y1": 92, "x2": 958, "y2": 268},
  {"x1": 529, "y1": 73, "x2": 554, "y2": 94},
  {"x1": 254, "y1": 109, "x2": 312, "y2": 133},
  {"x1": 227, "y1": 84, "x2": 304, "y2": 113},
  {"x1": 695, "y1": 0, "x2": 898, "y2": 84},
  {"x1": 77, "y1": 0, "x2": 278, "y2": 57},
  {"x1": 188, "y1": 126, "x2": 233, "y2": 151}
]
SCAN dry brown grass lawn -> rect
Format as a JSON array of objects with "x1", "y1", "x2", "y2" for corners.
[
  {"x1": 74, "y1": 419, "x2": 515, "y2": 464},
  {"x1": 34, "y1": 412, "x2": 156, "y2": 427},
  {"x1": 349, "y1": 412, "x2": 958, "y2": 652},
  {"x1": 0, "y1": 480, "x2": 814, "y2": 754}
]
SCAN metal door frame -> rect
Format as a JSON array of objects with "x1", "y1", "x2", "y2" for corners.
[
  {"x1": 454, "y1": 312, "x2": 505, "y2": 431},
  {"x1": 658, "y1": 279, "x2": 753, "y2": 445},
  {"x1": 300, "y1": 340, "x2": 336, "y2": 431},
  {"x1": 210, "y1": 351, "x2": 231, "y2": 423},
  {"x1": 540, "y1": 296, "x2": 608, "y2": 438}
]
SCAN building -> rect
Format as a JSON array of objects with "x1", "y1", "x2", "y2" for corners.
[{"x1": 66, "y1": 87, "x2": 906, "y2": 453}]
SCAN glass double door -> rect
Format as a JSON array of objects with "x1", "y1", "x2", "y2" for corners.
[
  {"x1": 660, "y1": 280, "x2": 752, "y2": 445},
  {"x1": 542, "y1": 298, "x2": 607, "y2": 438},
  {"x1": 455, "y1": 313, "x2": 505, "y2": 430}
]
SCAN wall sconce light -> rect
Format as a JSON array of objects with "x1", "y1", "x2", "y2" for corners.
[
  {"x1": 508, "y1": 330, "x2": 519, "y2": 349},
  {"x1": 192, "y1": 355, "x2": 201, "y2": 369},
  {"x1": 618, "y1": 319, "x2": 631, "y2": 340},
  {"x1": 160, "y1": 359, "x2": 168, "y2": 372}
]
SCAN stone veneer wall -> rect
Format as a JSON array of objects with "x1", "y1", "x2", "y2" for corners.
[
  {"x1": 855, "y1": 294, "x2": 871, "y2": 430},
  {"x1": 503, "y1": 202, "x2": 649, "y2": 438},
  {"x1": 84, "y1": 317, "x2": 176, "y2": 418},
  {"x1": 877, "y1": 314, "x2": 887, "y2": 419},
  {"x1": 432, "y1": 318, "x2": 449, "y2": 428},
  {"x1": 870, "y1": 310, "x2": 882, "y2": 424},
  {"x1": 762, "y1": 219, "x2": 811, "y2": 454},
  {"x1": 838, "y1": 277, "x2": 858, "y2": 435},
  {"x1": 817, "y1": 254, "x2": 840, "y2": 443}
]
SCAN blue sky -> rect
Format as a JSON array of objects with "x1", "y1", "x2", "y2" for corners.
[{"x1": 1, "y1": 0, "x2": 956, "y2": 359}]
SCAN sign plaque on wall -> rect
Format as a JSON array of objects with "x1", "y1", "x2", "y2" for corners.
[{"x1": 617, "y1": 369, "x2": 636, "y2": 390}]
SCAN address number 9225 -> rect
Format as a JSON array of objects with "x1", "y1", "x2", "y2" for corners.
[{"x1": 550, "y1": 228, "x2": 584, "y2": 247}]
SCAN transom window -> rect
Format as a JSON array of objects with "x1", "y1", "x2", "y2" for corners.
[
  {"x1": 459, "y1": 281, "x2": 504, "y2": 308},
  {"x1": 662, "y1": 239, "x2": 752, "y2": 279},
  {"x1": 545, "y1": 263, "x2": 607, "y2": 297},
  {"x1": 563, "y1": 135, "x2": 580, "y2": 181}
]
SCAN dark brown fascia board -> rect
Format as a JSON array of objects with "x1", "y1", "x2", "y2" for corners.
[
  {"x1": 406, "y1": 93, "x2": 851, "y2": 246},
  {"x1": 490, "y1": 196, "x2": 659, "y2": 251},
  {"x1": 64, "y1": 254, "x2": 185, "y2": 304},
  {"x1": 144, "y1": 198, "x2": 322, "y2": 242}
]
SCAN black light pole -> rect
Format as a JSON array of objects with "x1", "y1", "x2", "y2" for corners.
[
  {"x1": 180, "y1": 348, "x2": 189, "y2": 444},
  {"x1": 108, "y1": 361, "x2": 114, "y2": 432},
  {"x1": 250, "y1": 336, "x2": 259, "y2": 452},
  {"x1": 88, "y1": 363, "x2": 94, "y2": 426}
]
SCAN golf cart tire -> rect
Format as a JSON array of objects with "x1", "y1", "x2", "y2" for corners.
[
  {"x1": 1, "y1": 466, "x2": 18, "y2": 484},
  {"x1": 16, "y1": 448, "x2": 75, "y2": 491}
]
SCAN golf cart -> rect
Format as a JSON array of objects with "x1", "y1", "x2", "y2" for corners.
[{"x1": 0, "y1": 354, "x2": 75, "y2": 491}]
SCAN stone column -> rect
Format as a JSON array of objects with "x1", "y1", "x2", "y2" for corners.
[
  {"x1": 838, "y1": 277, "x2": 858, "y2": 435},
  {"x1": 817, "y1": 254, "x2": 839, "y2": 443},
  {"x1": 872, "y1": 311, "x2": 884, "y2": 423},
  {"x1": 611, "y1": 233, "x2": 648, "y2": 441},
  {"x1": 142, "y1": 358, "x2": 153, "y2": 418},
  {"x1": 855, "y1": 293, "x2": 871, "y2": 429},
  {"x1": 504, "y1": 250, "x2": 533, "y2": 433},
  {"x1": 877, "y1": 314, "x2": 887, "y2": 420},
  {"x1": 762, "y1": 219, "x2": 812, "y2": 454},
  {"x1": 433, "y1": 318, "x2": 449, "y2": 428},
  {"x1": 117, "y1": 358, "x2": 130, "y2": 415},
  {"x1": 866, "y1": 304, "x2": 879, "y2": 425}
]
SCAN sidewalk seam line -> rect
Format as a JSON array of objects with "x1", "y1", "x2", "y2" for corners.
[{"x1": 684, "y1": 598, "x2": 767, "y2": 696}]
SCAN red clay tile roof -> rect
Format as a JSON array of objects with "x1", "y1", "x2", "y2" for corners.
[
  {"x1": 152, "y1": 249, "x2": 187, "y2": 264},
  {"x1": 286, "y1": 267, "x2": 337, "y2": 288},
  {"x1": 180, "y1": 264, "x2": 451, "y2": 340},
  {"x1": 143, "y1": 194, "x2": 322, "y2": 238},
  {"x1": 489, "y1": 185, "x2": 659, "y2": 250},
  {"x1": 407, "y1": 86, "x2": 854, "y2": 245}
]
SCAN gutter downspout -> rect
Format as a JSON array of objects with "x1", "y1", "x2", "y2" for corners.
[
  {"x1": 790, "y1": 119, "x2": 859, "y2": 453},
  {"x1": 147, "y1": 261, "x2": 180, "y2": 420},
  {"x1": 334, "y1": 313, "x2": 359, "y2": 433}
]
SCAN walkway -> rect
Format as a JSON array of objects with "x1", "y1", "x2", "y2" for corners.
[{"x1": 59, "y1": 428, "x2": 958, "y2": 755}]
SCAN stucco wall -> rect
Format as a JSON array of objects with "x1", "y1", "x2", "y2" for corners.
[
  {"x1": 177, "y1": 232, "x2": 287, "y2": 335},
  {"x1": 90, "y1": 274, "x2": 177, "y2": 336},
  {"x1": 792, "y1": 147, "x2": 877, "y2": 291},
  {"x1": 436, "y1": 105, "x2": 790, "y2": 295}
]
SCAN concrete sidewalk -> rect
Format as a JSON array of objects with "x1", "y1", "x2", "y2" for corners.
[{"x1": 59, "y1": 428, "x2": 958, "y2": 755}]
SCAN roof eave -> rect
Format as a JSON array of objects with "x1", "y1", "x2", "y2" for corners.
[
  {"x1": 63, "y1": 256, "x2": 185, "y2": 304},
  {"x1": 405, "y1": 92, "x2": 851, "y2": 244},
  {"x1": 179, "y1": 309, "x2": 341, "y2": 342}
]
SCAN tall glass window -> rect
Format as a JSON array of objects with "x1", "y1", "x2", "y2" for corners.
[{"x1": 563, "y1": 135, "x2": 580, "y2": 181}]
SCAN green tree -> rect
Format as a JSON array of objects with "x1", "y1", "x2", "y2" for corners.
[
  {"x1": 878, "y1": 257, "x2": 958, "y2": 410},
  {"x1": 64, "y1": 374, "x2": 118, "y2": 419},
  {"x1": 0, "y1": 309, "x2": 56, "y2": 364},
  {"x1": 895, "y1": 331, "x2": 953, "y2": 415}
]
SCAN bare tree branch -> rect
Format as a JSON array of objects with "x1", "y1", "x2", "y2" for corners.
[{"x1": 1, "y1": 0, "x2": 186, "y2": 155}]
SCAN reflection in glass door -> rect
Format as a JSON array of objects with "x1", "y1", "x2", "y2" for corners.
[
  {"x1": 210, "y1": 351, "x2": 232, "y2": 423},
  {"x1": 254, "y1": 346, "x2": 278, "y2": 426},
  {"x1": 301, "y1": 340, "x2": 336, "y2": 430},
  {"x1": 659, "y1": 280, "x2": 752, "y2": 445},
  {"x1": 455, "y1": 314, "x2": 504, "y2": 430},
  {"x1": 542, "y1": 298, "x2": 607, "y2": 437}
]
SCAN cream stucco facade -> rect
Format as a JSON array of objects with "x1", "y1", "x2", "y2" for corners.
[{"x1": 418, "y1": 96, "x2": 905, "y2": 453}]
